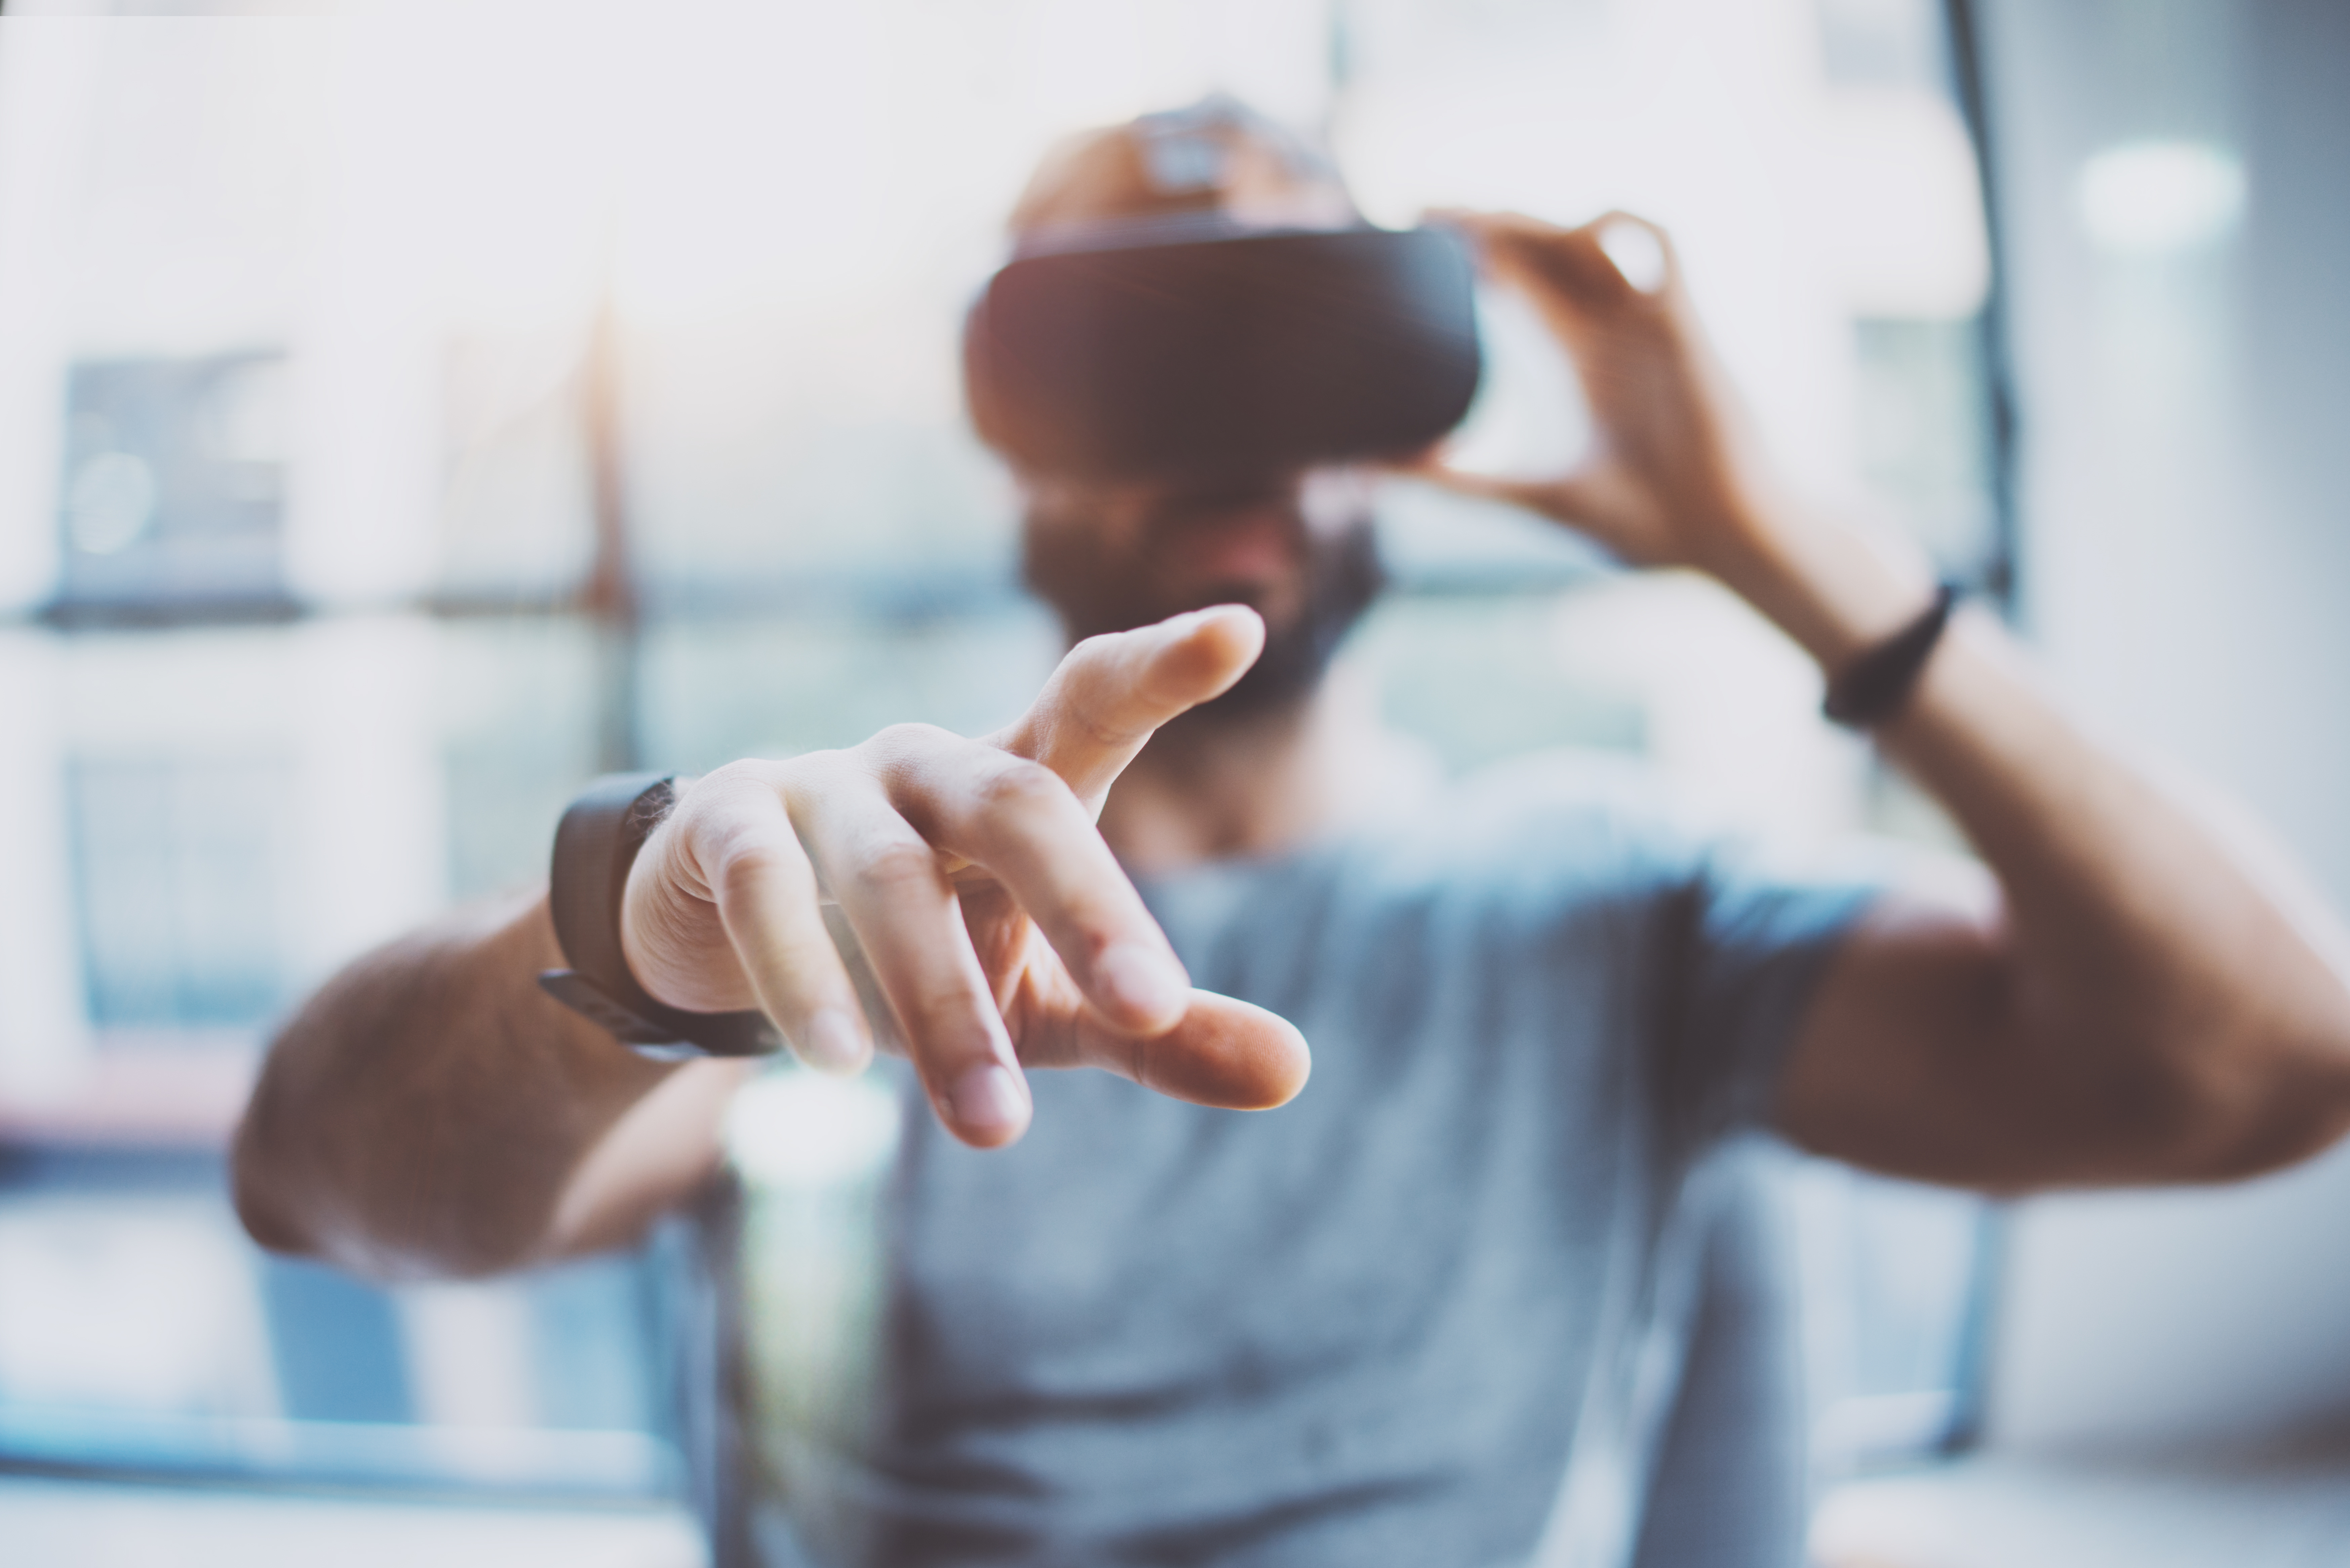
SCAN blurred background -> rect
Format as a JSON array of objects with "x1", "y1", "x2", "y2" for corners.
[{"x1": 0, "y1": 1, "x2": 2343, "y2": 1564}]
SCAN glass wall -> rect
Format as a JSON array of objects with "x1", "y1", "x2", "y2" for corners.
[{"x1": 0, "y1": 0, "x2": 2001, "y2": 1498}]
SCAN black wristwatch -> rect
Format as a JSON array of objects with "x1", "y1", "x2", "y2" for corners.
[
  {"x1": 1822, "y1": 582, "x2": 1961, "y2": 729},
  {"x1": 538, "y1": 772, "x2": 782, "y2": 1060}
]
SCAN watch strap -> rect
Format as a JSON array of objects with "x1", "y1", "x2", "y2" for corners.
[
  {"x1": 1823, "y1": 582, "x2": 1960, "y2": 729},
  {"x1": 539, "y1": 771, "x2": 782, "y2": 1059}
]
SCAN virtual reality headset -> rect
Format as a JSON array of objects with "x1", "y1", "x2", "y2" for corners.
[{"x1": 964, "y1": 220, "x2": 1483, "y2": 482}]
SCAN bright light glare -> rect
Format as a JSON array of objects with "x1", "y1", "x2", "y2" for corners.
[
  {"x1": 724, "y1": 1066, "x2": 903, "y2": 1190},
  {"x1": 1443, "y1": 283, "x2": 1592, "y2": 482},
  {"x1": 1598, "y1": 220, "x2": 1667, "y2": 294},
  {"x1": 2077, "y1": 140, "x2": 2245, "y2": 256}
]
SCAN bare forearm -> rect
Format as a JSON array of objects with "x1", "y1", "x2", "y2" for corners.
[
  {"x1": 232, "y1": 890, "x2": 681, "y2": 1279},
  {"x1": 1731, "y1": 511, "x2": 2350, "y2": 1181},
  {"x1": 1887, "y1": 621, "x2": 2350, "y2": 1175}
]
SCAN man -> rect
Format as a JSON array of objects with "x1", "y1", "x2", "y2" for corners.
[{"x1": 234, "y1": 102, "x2": 2350, "y2": 1567}]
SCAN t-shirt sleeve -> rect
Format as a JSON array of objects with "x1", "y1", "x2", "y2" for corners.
[
  {"x1": 1450, "y1": 756, "x2": 1887, "y2": 1159},
  {"x1": 1652, "y1": 841, "x2": 1882, "y2": 1157}
]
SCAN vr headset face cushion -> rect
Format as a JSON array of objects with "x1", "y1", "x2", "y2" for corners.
[{"x1": 966, "y1": 227, "x2": 1482, "y2": 482}]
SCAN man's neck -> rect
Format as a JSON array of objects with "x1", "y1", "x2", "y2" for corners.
[{"x1": 1098, "y1": 664, "x2": 1436, "y2": 877}]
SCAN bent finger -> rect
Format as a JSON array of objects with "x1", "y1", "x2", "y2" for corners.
[
  {"x1": 893, "y1": 740, "x2": 1191, "y2": 1038},
  {"x1": 794, "y1": 774, "x2": 1032, "y2": 1147},
  {"x1": 670, "y1": 771, "x2": 872, "y2": 1074},
  {"x1": 1445, "y1": 209, "x2": 1664, "y2": 318}
]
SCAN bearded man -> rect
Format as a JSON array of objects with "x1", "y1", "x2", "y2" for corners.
[{"x1": 235, "y1": 101, "x2": 2350, "y2": 1568}]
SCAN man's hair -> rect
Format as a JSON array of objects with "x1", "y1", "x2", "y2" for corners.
[{"x1": 1007, "y1": 95, "x2": 1359, "y2": 243}]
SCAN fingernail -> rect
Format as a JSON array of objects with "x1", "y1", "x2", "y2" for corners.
[
  {"x1": 1095, "y1": 941, "x2": 1191, "y2": 1026},
  {"x1": 799, "y1": 1007, "x2": 869, "y2": 1073},
  {"x1": 948, "y1": 1062, "x2": 1030, "y2": 1140}
]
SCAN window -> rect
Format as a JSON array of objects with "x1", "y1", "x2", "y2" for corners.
[
  {"x1": 58, "y1": 353, "x2": 290, "y2": 619},
  {"x1": 68, "y1": 753, "x2": 292, "y2": 1030}
]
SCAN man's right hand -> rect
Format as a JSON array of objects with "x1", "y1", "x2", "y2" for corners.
[{"x1": 618, "y1": 604, "x2": 1311, "y2": 1149}]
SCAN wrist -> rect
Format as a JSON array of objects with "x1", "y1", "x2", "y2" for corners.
[
  {"x1": 540, "y1": 772, "x2": 779, "y2": 1059},
  {"x1": 1702, "y1": 493, "x2": 1941, "y2": 674}
]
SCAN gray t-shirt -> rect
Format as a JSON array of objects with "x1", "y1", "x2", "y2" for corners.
[{"x1": 731, "y1": 757, "x2": 1872, "y2": 1568}]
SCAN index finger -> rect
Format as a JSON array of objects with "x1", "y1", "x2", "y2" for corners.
[
  {"x1": 1439, "y1": 208, "x2": 1680, "y2": 311},
  {"x1": 989, "y1": 604, "x2": 1265, "y2": 808}
]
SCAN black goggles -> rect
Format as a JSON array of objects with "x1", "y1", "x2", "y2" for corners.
[{"x1": 964, "y1": 222, "x2": 1483, "y2": 482}]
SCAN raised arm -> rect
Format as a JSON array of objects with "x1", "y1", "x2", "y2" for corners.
[
  {"x1": 234, "y1": 607, "x2": 1309, "y2": 1280},
  {"x1": 1425, "y1": 210, "x2": 2350, "y2": 1192},
  {"x1": 1779, "y1": 602, "x2": 2350, "y2": 1188}
]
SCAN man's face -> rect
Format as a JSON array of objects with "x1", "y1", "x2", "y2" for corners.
[{"x1": 1020, "y1": 466, "x2": 1385, "y2": 719}]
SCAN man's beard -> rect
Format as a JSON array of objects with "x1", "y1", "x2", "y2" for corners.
[{"x1": 1021, "y1": 482, "x2": 1386, "y2": 724}]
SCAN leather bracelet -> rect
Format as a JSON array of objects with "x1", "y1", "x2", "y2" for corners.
[
  {"x1": 538, "y1": 772, "x2": 782, "y2": 1060},
  {"x1": 1822, "y1": 582, "x2": 1959, "y2": 729}
]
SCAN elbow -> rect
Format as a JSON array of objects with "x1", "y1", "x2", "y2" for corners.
[
  {"x1": 2125, "y1": 1020, "x2": 2350, "y2": 1185},
  {"x1": 226, "y1": 1039, "x2": 425, "y2": 1278},
  {"x1": 229, "y1": 1099, "x2": 526, "y2": 1282},
  {"x1": 229, "y1": 1072, "x2": 319, "y2": 1259},
  {"x1": 231, "y1": 1152, "x2": 312, "y2": 1258}
]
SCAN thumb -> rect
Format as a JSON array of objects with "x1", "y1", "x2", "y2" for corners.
[
  {"x1": 1409, "y1": 460, "x2": 1556, "y2": 513},
  {"x1": 1410, "y1": 457, "x2": 1610, "y2": 531},
  {"x1": 991, "y1": 604, "x2": 1265, "y2": 806}
]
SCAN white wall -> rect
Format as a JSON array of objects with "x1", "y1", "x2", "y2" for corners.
[
  {"x1": 1978, "y1": 0, "x2": 2350, "y2": 1452},
  {"x1": 0, "y1": 21, "x2": 91, "y2": 614}
]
